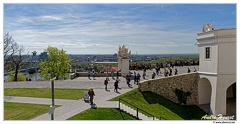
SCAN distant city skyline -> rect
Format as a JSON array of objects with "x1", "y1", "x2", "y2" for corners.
[{"x1": 4, "y1": 4, "x2": 236, "y2": 55}]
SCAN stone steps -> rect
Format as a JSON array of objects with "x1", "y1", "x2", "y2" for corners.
[{"x1": 119, "y1": 103, "x2": 159, "y2": 120}]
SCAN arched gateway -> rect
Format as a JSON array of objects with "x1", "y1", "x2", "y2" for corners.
[{"x1": 198, "y1": 78, "x2": 212, "y2": 105}]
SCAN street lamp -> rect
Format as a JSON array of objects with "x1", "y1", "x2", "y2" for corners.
[{"x1": 49, "y1": 77, "x2": 56, "y2": 120}]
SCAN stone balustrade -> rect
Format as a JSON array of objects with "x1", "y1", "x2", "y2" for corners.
[{"x1": 74, "y1": 72, "x2": 121, "y2": 77}]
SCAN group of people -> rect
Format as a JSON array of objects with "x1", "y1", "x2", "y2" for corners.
[
  {"x1": 133, "y1": 72, "x2": 141, "y2": 85},
  {"x1": 87, "y1": 66, "x2": 198, "y2": 106},
  {"x1": 104, "y1": 77, "x2": 121, "y2": 92},
  {"x1": 163, "y1": 67, "x2": 178, "y2": 77},
  {"x1": 88, "y1": 69, "x2": 96, "y2": 80},
  {"x1": 88, "y1": 76, "x2": 121, "y2": 105}
]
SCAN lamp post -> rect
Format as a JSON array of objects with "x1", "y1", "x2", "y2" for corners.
[{"x1": 49, "y1": 77, "x2": 56, "y2": 120}]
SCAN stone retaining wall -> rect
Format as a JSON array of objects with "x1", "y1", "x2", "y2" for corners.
[{"x1": 139, "y1": 73, "x2": 199, "y2": 105}]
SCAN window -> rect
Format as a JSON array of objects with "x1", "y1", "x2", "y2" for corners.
[{"x1": 205, "y1": 47, "x2": 210, "y2": 59}]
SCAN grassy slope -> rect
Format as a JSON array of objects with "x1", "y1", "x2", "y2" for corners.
[
  {"x1": 67, "y1": 108, "x2": 137, "y2": 120},
  {"x1": 4, "y1": 88, "x2": 87, "y2": 100},
  {"x1": 4, "y1": 102, "x2": 60, "y2": 120},
  {"x1": 110, "y1": 89, "x2": 206, "y2": 120}
]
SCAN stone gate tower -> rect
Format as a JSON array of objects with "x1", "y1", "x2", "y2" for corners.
[{"x1": 196, "y1": 26, "x2": 236, "y2": 116}]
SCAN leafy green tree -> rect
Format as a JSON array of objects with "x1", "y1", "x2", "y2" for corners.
[{"x1": 38, "y1": 46, "x2": 71, "y2": 80}]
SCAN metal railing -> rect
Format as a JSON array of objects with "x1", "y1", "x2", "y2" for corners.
[{"x1": 119, "y1": 98, "x2": 166, "y2": 120}]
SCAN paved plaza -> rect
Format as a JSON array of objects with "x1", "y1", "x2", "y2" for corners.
[
  {"x1": 4, "y1": 66, "x2": 199, "y2": 89},
  {"x1": 4, "y1": 66, "x2": 199, "y2": 120}
]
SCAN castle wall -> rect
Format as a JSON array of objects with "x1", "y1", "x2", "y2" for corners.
[{"x1": 139, "y1": 73, "x2": 199, "y2": 105}]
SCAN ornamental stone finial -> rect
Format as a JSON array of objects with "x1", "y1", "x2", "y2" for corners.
[
  {"x1": 202, "y1": 22, "x2": 214, "y2": 32},
  {"x1": 118, "y1": 45, "x2": 131, "y2": 59}
]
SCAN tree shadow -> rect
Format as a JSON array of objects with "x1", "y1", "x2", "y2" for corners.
[{"x1": 141, "y1": 91, "x2": 206, "y2": 120}]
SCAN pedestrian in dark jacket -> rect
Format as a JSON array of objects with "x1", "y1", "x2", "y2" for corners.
[
  {"x1": 126, "y1": 74, "x2": 131, "y2": 86},
  {"x1": 88, "y1": 88, "x2": 95, "y2": 105},
  {"x1": 136, "y1": 73, "x2": 141, "y2": 85},
  {"x1": 104, "y1": 77, "x2": 109, "y2": 91},
  {"x1": 152, "y1": 72, "x2": 156, "y2": 79},
  {"x1": 114, "y1": 79, "x2": 119, "y2": 92},
  {"x1": 188, "y1": 68, "x2": 191, "y2": 73}
]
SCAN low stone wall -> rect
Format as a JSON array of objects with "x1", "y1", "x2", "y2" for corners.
[
  {"x1": 139, "y1": 73, "x2": 199, "y2": 105},
  {"x1": 74, "y1": 72, "x2": 121, "y2": 77}
]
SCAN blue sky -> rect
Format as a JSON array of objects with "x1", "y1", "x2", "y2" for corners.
[{"x1": 4, "y1": 4, "x2": 236, "y2": 54}]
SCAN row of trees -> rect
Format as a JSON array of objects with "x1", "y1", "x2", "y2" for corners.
[{"x1": 4, "y1": 32, "x2": 71, "y2": 81}]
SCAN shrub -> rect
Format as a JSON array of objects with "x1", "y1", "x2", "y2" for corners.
[{"x1": 8, "y1": 72, "x2": 26, "y2": 82}]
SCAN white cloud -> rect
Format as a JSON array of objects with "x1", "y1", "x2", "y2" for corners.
[
  {"x1": 6, "y1": 4, "x2": 232, "y2": 54},
  {"x1": 38, "y1": 15, "x2": 63, "y2": 21}
]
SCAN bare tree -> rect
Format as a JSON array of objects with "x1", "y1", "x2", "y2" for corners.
[
  {"x1": 4, "y1": 32, "x2": 26, "y2": 81},
  {"x1": 4, "y1": 32, "x2": 18, "y2": 66},
  {"x1": 10, "y1": 45, "x2": 25, "y2": 81}
]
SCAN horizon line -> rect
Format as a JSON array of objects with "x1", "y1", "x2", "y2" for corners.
[{"x1": 20, "y1": 53, "x2": 199, "y2": 56}]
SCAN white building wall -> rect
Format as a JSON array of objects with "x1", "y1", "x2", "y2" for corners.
[
  {"x1": 198, "y1": 44, "x2": 218, "y2": 73},
  {"x1": 214, "y1": 74, "x2": 236, "y2": 115},
  {"x1": 218, "y1": 41, "x2": 236, "y2": 75}
]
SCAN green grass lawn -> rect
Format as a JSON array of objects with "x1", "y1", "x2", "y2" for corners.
[
  {"x1": 110, "y1": 89, "x2": 206, "y2": 120},
  {"x1": 67, "y1": 108, "x2": 137, "y2": 120},
  {"x1": 4, "y1": 88, "x2": 87, "y2": 100},
  {"x1": 4, "y1": 102, "x2": 60, "y2": 120}
]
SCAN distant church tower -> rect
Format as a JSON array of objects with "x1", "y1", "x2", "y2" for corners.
[{"x1": 196, "y1": 27, "x2": 236, "y2": 116}]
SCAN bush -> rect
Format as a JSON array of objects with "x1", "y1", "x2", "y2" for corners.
[{"x1": 8, "y1": 72, "x2": 26, "y2": 82}]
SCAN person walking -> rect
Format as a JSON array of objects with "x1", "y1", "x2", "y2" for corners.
[
  {"x1": 152, "y1": 72, "x2": 156, "y2": 79},
  {"x1": 133, "y1": 72, "x2": 137, "y2": 84},
  {"x1": 111, "y1": 70, "x2": 115, "y2": 80},
  {"x1": 142, "y1": 69, "x2": 146, "y2": 79},
  {"x1": 158, "y1": 66, "x2": 162, "y2": 74},
  {"x1": 125, "y1": 74, "x2": 128, "y2": 85},
  {"x1": 116, "y1": 71, "x2": 119, "y2": 79},
  {"x1": 188, "y1": 68, "x2": 191, "y2": 73},
  {"x1": 194, "y1": 67, "x2": 197, "y2": 72},
  {"x1": 104, "y1": 77, "x2": 110, "y2": 91},
  {"x1": 169, "y1": 68, "x2": 172, "y2": 76},
  {"x1": 136, "y1": 73, "x2": 141, "y2": 85},
  {"x1": 88, "y1": 88, "x2": 95, "y2": 105},
  {"x1": 174, "y1": 68, "x2": 178, "y2": 75},
  {"x1": 164, "y1": 68, "x2": 168, "y2": 77},
  {"x1": 114, "y1": 79, "x2": 119, "y2": 92},
  {"x1": 126, "y1": 74, "x2": 131, "y2": 86},
  {"x1": 92, "y1": 69, "x2": 95, "y2": 80},
  {"x1": 88, "y1": 70, "x2": 91, "y2": 80}
]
